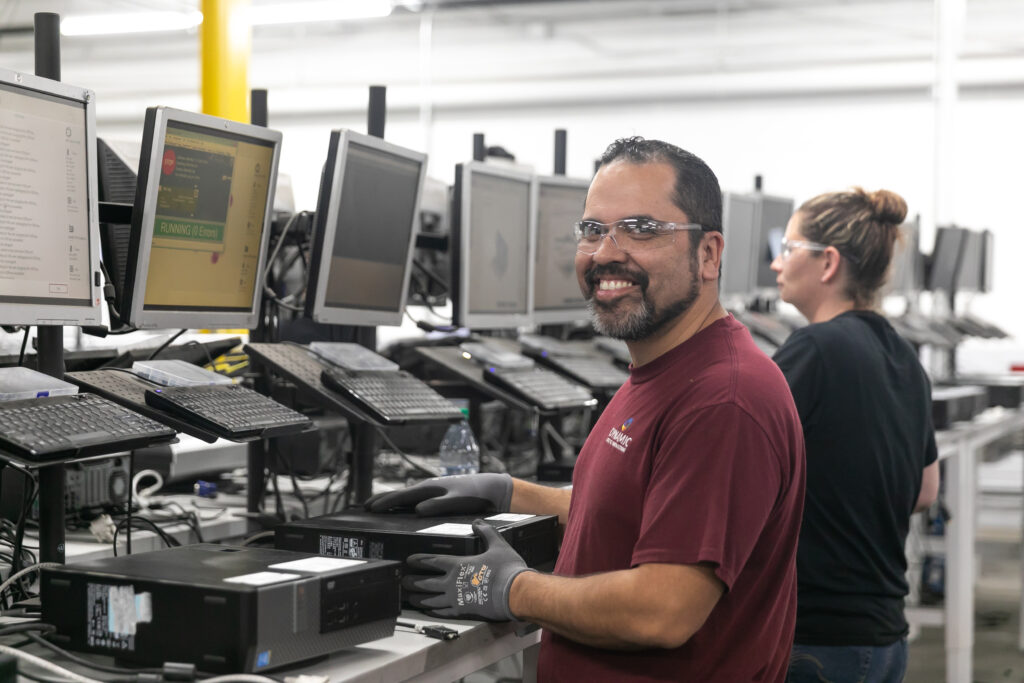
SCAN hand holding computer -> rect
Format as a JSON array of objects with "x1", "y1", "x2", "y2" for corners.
[
  {"x1": 364, "y1": 473, "x2": 514, "y2": 516},
  {"x1": 402, "y1": 520, "x2": 533, "y2": 621}
]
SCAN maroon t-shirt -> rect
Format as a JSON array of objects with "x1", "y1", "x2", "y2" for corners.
[{"x1": 537, "y1": 315, "x2": 805, "y2": 682}]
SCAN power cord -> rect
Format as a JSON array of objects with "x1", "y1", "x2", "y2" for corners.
[
  {"x1": 372, "y1": 425, "x2": 440, "y2": 479},
  {"x1": 18, "y1": 326, "x2": 31, "y2": 366},
  {"x1": 0, "y1": 562, "x2": 63, "y2": 607},
  {"x1": 147, "y1": 329, "x2": 188, "y2": 360}
]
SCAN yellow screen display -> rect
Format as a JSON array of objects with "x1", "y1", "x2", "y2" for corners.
[{"x1": 143, "y1": 122, "x2": 274, "y2": 312}]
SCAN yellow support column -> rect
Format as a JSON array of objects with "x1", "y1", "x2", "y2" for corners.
[{"x1": 200, "y1": 0, "x2": 251, "y2": 122}]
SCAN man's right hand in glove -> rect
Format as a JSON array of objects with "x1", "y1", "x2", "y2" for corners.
[{"x1": 364, "y1": 473, "x2": 514, "y2": 516}]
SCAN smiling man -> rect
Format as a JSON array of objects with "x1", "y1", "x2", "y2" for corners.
[{"x1": 367, "y1": 137, "x2": 806, "y2": 681}]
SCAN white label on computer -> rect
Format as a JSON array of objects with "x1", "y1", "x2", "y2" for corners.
[
  {"x1": 268, "y1": 557, "x2": 365, "y2": 573},
  {"x1": 417, "y1": 523, "x2": 475, "y2": 536},
  {"x1": 107, "y1": 586, "x2": 152, "y2": 636},
  {"x1": 223, "y1": 571, "x2": 300, "y2": 586},
  {"x1": 485, "y1": 513, "x2": 535, "y2": 522}
]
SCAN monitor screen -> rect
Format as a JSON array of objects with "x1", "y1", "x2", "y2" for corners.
[
  {"x1": 122, "y1": 107, "x2": 281, "y2": 329},
  {"x1": 306, "y1": 130, "x2": 426, "y2": 327},
  {"x1": 531, "y1": 175, "x2": 588, "y2": 324},
  {"x1": 755, "y1": 195, "x2": 794, "y2": 289},
  {"x1": 927, "y1": 226, "x2": 966, "y2": 292},
  {"x1": 452, "y1": 162, "x2": 533, "y2": 330},
  {"x1": 720, "y1": 192, "x2": 759, "y2": 296},
  {"x1": 956, "y1": 229, "x2": 984, "y2": 293},
  {"x1": 0, "y1": 68, "x2": 102, "y2": 325}
]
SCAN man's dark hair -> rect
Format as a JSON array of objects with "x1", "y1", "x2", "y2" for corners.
[{"x1": 598, "y1": 137, "x2": 723, "y2": 237}]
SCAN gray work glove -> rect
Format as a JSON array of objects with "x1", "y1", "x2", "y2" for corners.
[
  {"x1": 403, "y1": 520, "x2": 535, "y2": 621},
  {"x1": 364, "y1": 473, "x2": 514, "y2": 517}
]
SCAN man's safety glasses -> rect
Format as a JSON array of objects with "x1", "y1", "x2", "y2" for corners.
[{"x1": 573, "y1": 218, "x2": 704, "y2": 255}]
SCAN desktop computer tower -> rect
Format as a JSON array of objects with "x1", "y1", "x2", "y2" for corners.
[
  {"x1": 276, "y1": 510, "x2": 559, "y2": 571},
  {"x1": 1, "y1": 456, "x2": 130, "y2": 523},
  {"x1": 40, "y1": 544, "x2": 401, "y2": 673}
]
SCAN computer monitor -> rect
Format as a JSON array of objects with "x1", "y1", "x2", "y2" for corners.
[
  {"x1": 927, "y1": 226, "x2": 966, "y2": 292},
  {"x1": 305, "y1": 129, "x2": 427, "y2": 327},
  {"x1": 719, "y1": 192, "x2": 759, "y2": 296},
  {"x1": 96, "y1": 138, "x2": 139, "y2": 312},
  {"x1": 121, "y1": 107, "x2": 281, "y2": 329},
  {"x1": 530, "y1": 174, "x2": 588, "y2": 325},
  {"x1": 451, "y1": 162, "x2": 534, "y2": 330},
  {"x1": 754, "y1": 194, "x2": 794, "y2": 289},
  {"x1": 0, "y1": 68, "x2": 103, "y2": 326},
  {"x1": 886, "y1": 218, "x2": 925, "y2": 295},
  {"x1": 955, "y1": 229, "x2": 984, "y2": 293}
]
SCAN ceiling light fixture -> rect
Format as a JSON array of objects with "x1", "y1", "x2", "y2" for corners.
[
  {"x1": 247, "y1": 0, "x2": 393, "y2": 27},
  {"x1": 60, "y1": 10, "x2": 204, "y2": 37}
]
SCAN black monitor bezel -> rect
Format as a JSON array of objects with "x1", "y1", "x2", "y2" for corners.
[{"x1": 304, "y1": 129, "x2": 427, "y2": 328}]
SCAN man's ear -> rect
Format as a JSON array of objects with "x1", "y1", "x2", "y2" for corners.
[
  {"x1": 820, "y1": 246, "x2": 843, "y2": 284},
  {"x1": 701, "y1": 232, "x2": 724, "y2": 282}
]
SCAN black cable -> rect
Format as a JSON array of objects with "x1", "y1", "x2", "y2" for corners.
[
  {"x1": 411, "y1": 258, "x2": 450, "y2": 295},
  {"x1": 157, "y1": 502, "x2": 205, "y2": 544},
  {"x1": 0, "y1": 621, "x2": 53, "y2": 637},
  {"x1": 18, "y1": 326, "x2": 31, "y2": 366},
  {"x1": 9, "y1": 469, "x2": 39, "y2": 603},
  {"x1": 271, "y1": 465, "x2": 285, "y2": 520},
  {"x1": 112, "y1": 517, "x2": 180, "y2": 557},
  {"x1": 285, "y1": 461, "x2": 310, "y2": 519},
  {"x1": 146, "y1": 328, "x2": 187, "y2": 360},
  {"x1": 183, "y1": 340, "x2": 215, "y2": 367},
  {"x1": 25, "y1": 631, "x2": 163, "y2": 677},
  {"x1": 373, "y1": 426, "x2": 438, "y2": 478}
]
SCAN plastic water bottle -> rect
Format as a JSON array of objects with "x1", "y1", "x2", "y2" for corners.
[{"x1": 439, "y1": 421, "x2": 480, "y2": 476}]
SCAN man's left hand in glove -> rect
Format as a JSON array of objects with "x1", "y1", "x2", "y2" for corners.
[{"x1": 403, "y1": 519, "x2": 535, "y2": 621}]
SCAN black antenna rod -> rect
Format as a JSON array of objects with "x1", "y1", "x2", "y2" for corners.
[
  {"x1": 251, "y1": 88, "x2": 268, "y2": 127},
  {"x1": 33, "y1": 11, "x2": 67, "y2": 566},
  {"x1": 473, "y1": 133, "x2": 486, "y2": 162},
  {"x1": 368, "y1": 85, "x2": 386, "y2": 139},
  {"x1": 554, "y1": 129, "x2": 567, "y2": 175}
]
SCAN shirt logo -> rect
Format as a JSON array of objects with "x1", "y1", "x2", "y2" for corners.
[{"x1": 605, "y1": 418, "x2": 634, "y2": 453}]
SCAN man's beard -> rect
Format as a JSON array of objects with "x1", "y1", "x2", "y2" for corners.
[{"x1": 584, "y1": 257, "x2": 701, "y2": 342}]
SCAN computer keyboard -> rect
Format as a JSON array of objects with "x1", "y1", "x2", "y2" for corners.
[
  {"x1": 320, "y1": 366, "x2": 465, "y2": 424},
  {"x1": 67, "y1": 369, "x2": 218, "y2": 443},
  {"x1": 537, "y1": 355, "x2": 628, "y2": 391},
  {"x1": 483, "y1": 366, "x2": 596, "y2": 411},
  {"x1": 145, "y1": 384, "x2": 311, "y2": 439},
  {"x1": 0, "y1": 393, "x2": 176, "y2": 462},
  {"x1": 246, "y1": 342, "x2": 463, "y2": 426}
]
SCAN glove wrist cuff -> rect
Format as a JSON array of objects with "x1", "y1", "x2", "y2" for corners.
[{"x1": 503, "y1": 567, "x2": 537, "y2": 621}]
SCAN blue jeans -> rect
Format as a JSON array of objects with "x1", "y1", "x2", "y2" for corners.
[{"x1": 787, "y1": 640, "x2": 908, "y2": 683}]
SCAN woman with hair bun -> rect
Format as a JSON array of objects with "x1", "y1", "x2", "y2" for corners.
[{"x1": 770, "y1": 188, "x2": 939, "y2": 682}]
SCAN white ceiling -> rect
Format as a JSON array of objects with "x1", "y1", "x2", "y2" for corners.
[{"x1": 0, "y1": 0, "x2": 1021, "y2": 125}]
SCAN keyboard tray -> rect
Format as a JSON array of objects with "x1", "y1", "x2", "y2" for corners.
[{"x1": 246, "y1": 343, "x2": 462, "y2": 426}]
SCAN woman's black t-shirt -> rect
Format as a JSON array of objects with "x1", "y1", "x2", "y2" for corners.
[{"x1": 773, "y1": 310, "x2": 937, "y2": 646}]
